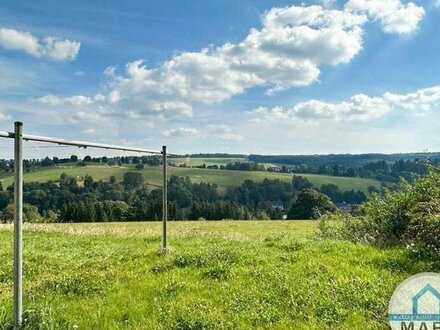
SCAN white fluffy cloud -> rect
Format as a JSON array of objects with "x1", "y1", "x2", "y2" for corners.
[
  {"x1": 163, "y1": 127, "x2": 201, "y2": 137},
  {"x1": 345, "y1": 0, "x2": 425, "y2": 33},
  {"x1": 0, "y1": 28, "x2": 80, "y2": 60},
  {"x1": 38, "y1": 5, "x2": 368, "y2": 119},
  {"x1": 162, "y1": 125, "x2": 243, "y2": 141},
  {"x1": 207, "y1": 125, "x2": 244, "y2": 141},
  {"x1": 249, "y1": 85, "x2": 440, "y2": 122},
  {"x1": 36, "y1": 2, "x2": 426, "y2": 121},
  {"x1": 219, "y1": 5, "x2": 367, "y2": 91},
  {"x1": 38, "y1": 94, "x2": 94, "y2": 106},
  {"x1": 383, "y1": 86, "x2": 440, "y2": 110}
]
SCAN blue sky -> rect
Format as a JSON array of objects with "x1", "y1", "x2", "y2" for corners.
[{"x1": 1, "y1": 0, "x2": 440, "y2": 157}]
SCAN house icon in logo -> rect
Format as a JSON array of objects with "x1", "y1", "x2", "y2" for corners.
[
  {"x1": 389, "y1": 273, "x2": 440, "y2": 328},
  {"x1": 412, "y1": 284, "x2": 440, "y2": 316}
]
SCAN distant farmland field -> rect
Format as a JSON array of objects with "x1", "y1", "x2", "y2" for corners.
[
  {"x1": 0, "y1": 221, "x2": 435, "y2": 329},
  {"x1": 168, "y1": 157, "x2": 248, "y2": 167},
  {"x1": 0, "y1": 162, "x2": 381, "y2": 192}
]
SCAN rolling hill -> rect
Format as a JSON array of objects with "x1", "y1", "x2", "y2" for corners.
[{"x1": 0, "y1": 162, "x2": 381, "y2": 193}]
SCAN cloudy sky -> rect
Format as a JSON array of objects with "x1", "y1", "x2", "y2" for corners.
[{"x1": 1, "y1": 0, "x2": 440, "y2": 157}]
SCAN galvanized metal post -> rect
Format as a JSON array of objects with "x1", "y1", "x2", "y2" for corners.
[
  {"x1": 162, "y1": 146, "x2": 167, "y2": 251},
  {"x1": 13, "y1": 122, "x2": 23, "y2": 329}
]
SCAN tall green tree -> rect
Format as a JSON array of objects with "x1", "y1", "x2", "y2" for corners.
[
  {"x1": 123, "y1": 172, "x2": 143, "y2": 189},
  {"x1": 292, "y1": 175, "x2": 313, "y2": 191},
  {"x1": 288, "y1": 189, "x2": 337, "y2": 220}
]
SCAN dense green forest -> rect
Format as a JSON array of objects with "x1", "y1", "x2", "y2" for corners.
[
  {"x1": 171, "y1": 153, "x2": 438, "y2": 183},
  {"x1": 1, "y1": 151, "x2": 437, "y2": 222},
  {"x1": 0, "y1": 155, "x2": 160, "y2": 173},
  {"x1": 180, "y1": 158, "x2": 430, "y2": 183},
  {"x1": 0, "y1": 170, "x2": 367, "y2": 222},
  {"x1": 248, "y1": 152, "x2": 440, "y2": 166},
  {"x1": 249, "y1": 153, "x2": 438, "y2": 183},
  {"x1": 1, "y1": 152, "x2": 435, "y2": 185}
]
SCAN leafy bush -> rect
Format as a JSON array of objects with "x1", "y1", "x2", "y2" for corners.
[
  {"x1": 288, "y1": 189, "x2": 337, "y2": 219},
  {"x1": 0, "y1": 203, "x2": 42, "y2": 223},
  {"x1": 41, "y1": 210, "x2": 59, "y2": 223},
  {"x1": 255, "y1": 211, "x2": 270, "y2": 220},
  {"x1": 318, "y1": 166, "x2": 440, "y2": 256}
]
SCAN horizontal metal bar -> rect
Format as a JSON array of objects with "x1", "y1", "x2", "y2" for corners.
[
  {"x1": 0, "y1": 130, "x2": 13, "y2": 138},
  {"x1": 0, "y1": 130, "x2": 163, "y2": 155}
]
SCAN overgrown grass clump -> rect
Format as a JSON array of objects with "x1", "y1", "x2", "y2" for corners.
[
  {"x1": 0, "y1": 221, "x2": 438, "y2": 329},
  {"x1": 319, "y1": 166, "x2": 440, "y2": 257}
]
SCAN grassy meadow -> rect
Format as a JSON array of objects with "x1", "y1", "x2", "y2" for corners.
[
  {"x1": 0, "y1": 221, "x2": 437, "y2": 329},
  {"x1": 168, "y1": 157, "x2": 248, "y2": 167},
  {"x1": 0, "y1": 162, "x2": 381, "y2": 193}
]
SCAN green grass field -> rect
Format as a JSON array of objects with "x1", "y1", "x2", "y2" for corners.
[
  {"x1": 0, "y1": 163, "x2": 381, "y2": 193},
  {"x1": 0, "y1": 165, "x2": 131, "y2": 188},
  {"x1": 0, "y1": 221, "x2": 437, "y2": 329},
  {"x1": 168, "y1": 157, "x2": 248, "y2": 167}
]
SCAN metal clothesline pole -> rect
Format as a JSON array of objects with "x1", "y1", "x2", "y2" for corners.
[
  {"x1": 0, "y1": 122, "x2": 168, "y2": 329},
  {"x1": 162, "y1": 145, "x2": 168, "y2": 251},
  {"x1": 13, "y1": 122, "x2": 23, "y2": 329}
]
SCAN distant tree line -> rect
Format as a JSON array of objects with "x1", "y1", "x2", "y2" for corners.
[
  {"x1": 175, "y1": 162, "x2": 266, "y2": 172},
  {"x1": 0, "y1": 155, "x2": 161, "y2": 173},
  {"x1": 248, "y1": 153, "x2": 440, "y2": 167},
  {"x1": 249, "y1": 154, "x2": 440, "y2": 183},
  {"x1": 0, "y1": 172, "x2": 366, "y2": 223},
  {"x1": 276, "y1": 159, "x2": 430, "y2": 183},
  {"x1": 171, "y1": 158, "x2": 432, "y2": 184},
  {"x1": 170, "y1": 153, "x2": 247, "y2": 158},
  {"x1": 1, "y1": 153, "x2": 435, "y2": 185}
]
